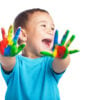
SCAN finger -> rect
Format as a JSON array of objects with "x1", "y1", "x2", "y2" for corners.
[
  {"x1": 52, "y1": 30, "x2": 58, "y2": 51},
  {"x1": 0, "y1": 42, "x2": 5, "y2": 55},
  {"x1": 12, "y1": 44, "x2": 26, "y2": 56},
  {"x1": 10, "y1": 44, "x2": 25, "y2": 56},
  {"x1": 17, "y1": 44, "x2": 25, "y2": 54},
  {"x1": 54, "y1": 30, "x2": 58, "y2": 44},
  {"x1": 8, "y1": 25, "x2": 13, "y2": 40},
  {"x1": 40, "y1": 51, "x2": 53, "y2": 57},
  {"x1": 1, "y1": 28, "x2": 6, "y2": 40},
  {"x1": 13, "y1": 27, "x2": 21, "y2": 44},
  {"x1": 10, "y1": 44, "x2": 17, "y2": 56},
  {"x1": 68, "y1": 49, "x2": 80, "y2": 54},
  {"x1": 66, "y1": 35, "x2": 75, "y2": 48},
  {"x1": 7, "y1": 25, "x2": 14, "y2": 45},
  {"x1": 61, "y1": 30, "x2": 69, "y2": 46}
]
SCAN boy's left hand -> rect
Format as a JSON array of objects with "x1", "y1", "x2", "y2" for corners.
[{"x1": 40, "y1": 30, "x2": 79, "y2": 59}]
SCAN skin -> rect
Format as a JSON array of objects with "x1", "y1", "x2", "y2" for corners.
[
  {"x1": 21, "y1": 11, "x2": 55, "y2": 58},
  {"x1": 0, "y1": 11, "x2": 70, "y2": 73}
]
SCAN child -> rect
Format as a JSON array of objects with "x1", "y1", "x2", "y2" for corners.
[{"x1": 0, "y1": 8, "x2": 71, "y2": 100}]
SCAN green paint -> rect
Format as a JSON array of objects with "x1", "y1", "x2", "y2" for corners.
[
  {"x1": 61, "y1": 30, "x2": 70, "y2": 45},
  {"x1": 70, "y1": 35, "x2": 75, "y2": 42},
  {"x1": 40, "y1": 51, "x2": 53, "y2": 57},
  {"x1": 10, "y1": 44, "x2": 25, "y2": 56},
  {"x1": 66, "y1": 35, "x2": 75, "y2": 47},
  {"x1": 9, "y1": 26, "x2": 13, "y2": 34},
  {"x1": 69, "y1": 50, "x2": 79, "y2": 54},
  {"x1": 40, "y1": 31, "x2": 79, "y2": 59}
]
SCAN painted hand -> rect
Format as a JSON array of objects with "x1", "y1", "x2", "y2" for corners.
[
  {"x1": 0, "y1": 25, "x2": 25, "y2": 56},
  {"x1": 40, "y1": 30, "x2": 79, "y2": 59}
]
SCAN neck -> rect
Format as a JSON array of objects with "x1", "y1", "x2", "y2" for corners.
[{"x1": 22, "y1": 49, "x2": 40, "y2": 59}]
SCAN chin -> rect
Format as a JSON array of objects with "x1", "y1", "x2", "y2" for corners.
[{"x1": 42, "y1": 47, "x2": 52, "y2": 52}]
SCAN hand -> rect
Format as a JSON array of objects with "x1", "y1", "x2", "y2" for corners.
[
  {"x1": 0, "y1": 25, "x2": 25, "y2": 56},
  {"x1": 40, "y1": 30, "x2": 79, "y2": 59}
]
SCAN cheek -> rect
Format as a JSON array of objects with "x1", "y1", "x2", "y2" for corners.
[{"x1": 30, "y1": 36, "x2": 42, "y2": 50}]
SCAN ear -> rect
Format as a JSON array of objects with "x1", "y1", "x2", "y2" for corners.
[{"x1": 19, "y1": 28, "x2": 27, "y2": 43}]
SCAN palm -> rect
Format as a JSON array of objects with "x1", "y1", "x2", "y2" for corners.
[
  {"x1": 40, "y1": 30, "x2": 79, "y2": 59},
  {"x1": 0, "y1": 25, "x2": 25, "y2": 56}
]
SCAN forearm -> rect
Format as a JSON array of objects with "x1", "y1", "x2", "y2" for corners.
[
  {"x1": 0, "y1": 54, "x2": 16, "y2": 71},
  {"x1": 52, "y1": 55, "x2": 70, "y2": 73}
]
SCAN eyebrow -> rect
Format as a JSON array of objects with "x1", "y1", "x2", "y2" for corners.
[{"x1": 39, "y1": 20, "x2": 55, "y2": 27}]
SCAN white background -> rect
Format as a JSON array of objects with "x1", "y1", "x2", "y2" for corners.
[{"x1": 0, "y1": 0, "x2": 100, "y2": 100}]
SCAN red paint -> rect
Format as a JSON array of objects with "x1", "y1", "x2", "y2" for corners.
[
  {"x1": 55, "y1": 45, "x2": 66, "y2": 58},
  {"x1": 0, "y1": 39, "x2": 8, "y2": 55}
]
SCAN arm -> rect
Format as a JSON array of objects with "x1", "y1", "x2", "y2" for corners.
[
  {"x1": 0, "y1": 54, "x2": 16, "y2": 72},
  {"x1": 0, "y1": 25, "x2": 25, "y2": 72},
  {"x1": 52, "y1": 55, "x2": 70, "y2": 73},
  {"x1": 40, "y1": 30, "x2": 79, "y2": 73}
]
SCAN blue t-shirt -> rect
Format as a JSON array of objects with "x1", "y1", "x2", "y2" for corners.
[{"x1": 0, "y1": 55, "x2": 65, "y2": 100}]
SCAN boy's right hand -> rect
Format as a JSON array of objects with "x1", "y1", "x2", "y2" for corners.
[{"x1": 0, "y1": 25, "x2": 25, "y2": 57}]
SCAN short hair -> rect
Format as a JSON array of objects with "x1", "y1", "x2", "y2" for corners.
[{"x1": 14, "y1": 8, "x2": 49, "y2": 32}]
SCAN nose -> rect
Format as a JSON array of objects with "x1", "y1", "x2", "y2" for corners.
[{"x1": 47, "y1": 28, "x2": 53, "y2": 35}]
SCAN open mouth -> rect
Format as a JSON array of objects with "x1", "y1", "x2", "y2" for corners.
[{"x1": 42, "y1": 38, "x2": 52, "y2": 48}]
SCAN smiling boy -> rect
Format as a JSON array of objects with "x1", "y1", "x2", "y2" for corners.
[{"x1": 0, "y1": 8, "x2": 70, "y2": 100}]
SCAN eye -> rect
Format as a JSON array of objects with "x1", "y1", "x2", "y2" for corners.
[
  {"x1": 41, "y1": 24, "x2": 46, "y2": 27},
  {"x1": 51, "y1": 27, "x2": 55, "y2": 31}
]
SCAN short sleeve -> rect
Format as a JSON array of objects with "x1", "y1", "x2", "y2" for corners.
[
  {"x1": 48, "y1": 57, "x2": 66, "y2": 83},
  {"x1": 0, "y1": 55, "x2": 19, "y2": 85}
]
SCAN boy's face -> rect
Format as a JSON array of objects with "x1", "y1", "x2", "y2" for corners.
[{"x1": 24, "y1": 11, "x2": 55, "y2": 58}]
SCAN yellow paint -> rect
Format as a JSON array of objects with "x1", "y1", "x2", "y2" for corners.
[
  {"x1": 53, "y1": 49, "x2": 57, "y2": 57},
  {"x1": 8, "y1": 39, "x2": 13, "y2": 45},
  {"x1": 7, "y1": 25, "x2": 13, "y2": 45}
]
